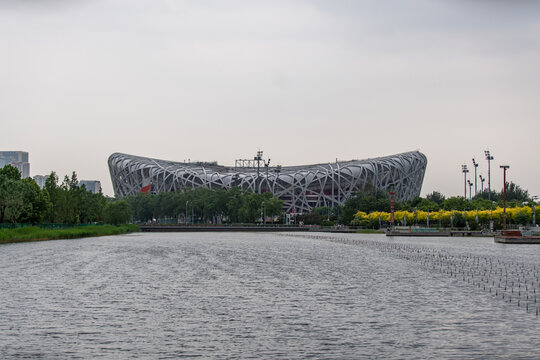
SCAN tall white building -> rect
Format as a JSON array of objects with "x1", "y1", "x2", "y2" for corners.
[
  {"x1": 33, "y1": 175, "x2": 49, "y2": 189},
  {"x1": 0, "y1": 151, "x2": 30, "y2": 178},
  {"x1": 79, "y1": 180, "x2": 102, "y2": 194}
]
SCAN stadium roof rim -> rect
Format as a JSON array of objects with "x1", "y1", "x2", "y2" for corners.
[{"x1": 108, "y1": 150, "x2": 426, "y2": 172}]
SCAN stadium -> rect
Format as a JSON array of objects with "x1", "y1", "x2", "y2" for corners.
[{"x1": 108, "y1": 151, "x2": 428, "y2": 213}]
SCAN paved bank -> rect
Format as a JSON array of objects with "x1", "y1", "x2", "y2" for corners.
[{"x1": 140, "y1": 225, "x2": 310, "y2": 232}]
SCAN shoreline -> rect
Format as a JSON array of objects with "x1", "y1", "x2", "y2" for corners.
[{"x1": 0, "y1": 225, "x2": 140, "y2": 245}]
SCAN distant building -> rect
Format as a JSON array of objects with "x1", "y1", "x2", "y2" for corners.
[
  {"x1": 0, "y1": 151, "x2": 30, "y2": 178},
  {"x1": 79, "y1": 180, "x2": 102, "y2": 194},
  {"x1": 33, "y1": 175, "x2": 49, "y2": 189}
]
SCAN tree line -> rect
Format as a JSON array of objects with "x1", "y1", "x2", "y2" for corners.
[
  {"x1": 124, "y1": 187, "x2": 284, "y2": 224},
  {"x1": 3, "y1": 160, "x2": 535, "y2": 228},
  {"x1": 0, "y1": 165, "x2": 131, "y2": 225},
  {"x1": 299, "y1": 182, "x2": 535, "y2": 226}
]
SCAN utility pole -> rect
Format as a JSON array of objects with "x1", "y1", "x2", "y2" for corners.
[
  {"x1": 532, "y1": 196, "x2": 538, "y2": 227},
  {"x1": 485, "y1": 150, "x2": 494, "y2": 201},
  {"x1": 462, "y1": 165, "x2": 469, "y2": 199},
  {"x1": 472, "y1": 158, "x2": 478, "y2": 196},
  {"x1": 254, "y1": 150, "x2": 263, "y2": 178},
  {"x1": 479, "y1": 175, "x2": 485, "y2": 193},
  {"x1": 389, "y1": 192, "x2": 396, "y2": 228},
  {"x1": 253, "y1": 150, "x2": 264, "y2": 193},
  {"x1": 500, "y1": 165, "x2": 510, "y2": 230}
]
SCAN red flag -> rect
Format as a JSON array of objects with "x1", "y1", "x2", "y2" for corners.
[{"x1": 140, "y1": 177, "x2": 151, "y2": 193}]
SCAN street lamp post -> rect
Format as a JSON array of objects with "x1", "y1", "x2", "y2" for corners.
[
  {"x1": 485, "y1": 150, "x2": 494, "y2": 230},
  {"x1": 500, "y1": 165, "x2": 510, "y2": 230},
  {"x1": 479, "y1": 175, "x2": 485, "y2": 194},
  {"x1": 389, "y1": 192, "x2": 396, "y2": 227},
  {"x1": 485, "y1": 150, "x2": 494, "y2": 201},
  {"x1": 467, "y1": 180, "x2": 473, "y2": 201},
  {"x1": 472, "y1": 158, "x2": 478, "y2": 197},
  {"x1": 462, "y1": 165, "x2": 469, "y2": 199},
  {"x1": 534, "y1": 204, "x2": 536, "y2": 228},
  {"x1": 532, "y1": 196, "x2": 538, "y2": 227},
  {"x1": 186, "y1": 200, "x2": 189, "y2": 224}
]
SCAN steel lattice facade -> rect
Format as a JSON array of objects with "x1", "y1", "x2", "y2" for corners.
[{"x1": 108, "y1": 151, "x2": 427, "y2": 213}]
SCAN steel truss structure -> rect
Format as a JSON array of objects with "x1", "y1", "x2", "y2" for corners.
[{"x1": 108, "y1": 151, "x2": 427, "y2": 213}]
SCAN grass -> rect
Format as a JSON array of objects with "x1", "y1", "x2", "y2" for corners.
[{"x1": 0, "y1": 224, "x2": 140, "y2": 245}]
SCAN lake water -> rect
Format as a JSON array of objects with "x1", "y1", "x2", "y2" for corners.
[{"x1": 1, "y1": 232, "x2": 539, "y2": 359}]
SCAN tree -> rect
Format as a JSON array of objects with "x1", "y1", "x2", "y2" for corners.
[
  {"x1": 239, "y1": 193, "x2": 262, "y2": 223},
  {"x1": 504, "y1": 182, "x2": 530, "y2": 202},
  {"x1": 44, "y1": 171, "x2": 60, "y2": 223},
  {"x1": 19, "y1": 178, "x2": 51, "y2": 223},
  {"x1": 341, "y1": 188, "x2": 391, "y2": 225},
  {"x1": 0, "y1": 171, "x2": 51, "y2": 224},
  {"x1": 442, "y1": 196, "x2": 469, "y2": 211},
  {"x1": 104, "y1": 200, "x2": 133, "y2": 224},
  {"x1": 415, "y1": 198, "x2": 440, "y2": 212},
  {"x1": 0, "y1": 164, "x2": 21, "y2": 181},
  {"x1": 426, "y1": 191, "x2": 445, "y2": 205},
  {"x1": 0, "y1": 177, "x2": 24, "y2": 223},
  {"x1": 264, "y1": 195, "x2": 284, "y2": 220},
  {"x1": 226, "y1": 188, "x2": 243, "y2": 223}
]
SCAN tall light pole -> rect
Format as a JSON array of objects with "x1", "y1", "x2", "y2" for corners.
[
  {"x1": 500, "y1": 165, "x2": 510, "y2": 230},
  {"x1": 472, "y1": 158, "x2": 478, "y2": 197},
  {"x1": 485, "y1": 150, "x2": 494, "y2": 201},
  {"x1": 467, "y1": 180, "x2": 473, "y2": 201},
  {"x1": 254, "y1": 150, "x2": 263, "y2": 178},
  {"x1": 389, "y1": 192, "x2": 396, "y2": 227},
  {"x1": 462, "y1": 165, "x2": 469, "y2": 199},
  {"x1": 186, "y1": 200, "x2": 189, "y2": 224},
  {"x1": 532, "y1": 196, "x2": 538, "y2": 227},
  {"x1": 479, "y1": 175, "x2": 485, "y2": 194}
]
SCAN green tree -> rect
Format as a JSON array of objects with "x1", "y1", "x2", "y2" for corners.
[
  {"x1": 0, "y1": 164, "x2": 21, "y2": 181},
  {"x1": 0, "y1": 177, "x2": 24, "y2": 223},
  {"x1": 426, "y1": 191, "x2": 445, "y2": 205},
  {"x1": 263, "y1": 195, "x2": 284, "y2": 220},
  {"x1": 415, "y1": 198, "x2": 439, "y2": 212},
  {"x1": 19, "y1": 178, "x2": 51, "y2": 223},
  {"x1": 104, "y1": 200, "x2": 133, "y2": 224},
  {"x1": 44, "y1": 171, "x2": 60, "y2": 222},
  {"x1": 504, "y1": 182, "x2": 530, "y2": 202},
  {"x1": 513, "y1": 212, "x2": 530, "y2": 226},
  {"x1": 442, "y1": 196, "x2": 469, "y2": 211},
  {"x1": 0, "y1": 170, "x2": 51, "y2": 224},
  {"x1": 239, "y1": 193, "x2": 263, "y2": 223},
  {"x1": 341, "y1": 189, "x2": 391, "y2": 225}
]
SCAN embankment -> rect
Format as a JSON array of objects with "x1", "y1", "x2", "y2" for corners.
[{"x1": 0, "y1": 225, "x2": 140, "y2": 245}]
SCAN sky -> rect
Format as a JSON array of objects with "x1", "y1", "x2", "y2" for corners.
[{"x1": 1, "y1": 0, "x2": 539, "y2": 198}]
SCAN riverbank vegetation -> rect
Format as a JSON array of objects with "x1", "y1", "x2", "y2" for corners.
[
  {"x1": 350, "y1": 206, "x2": 538, "y2": 230},
  {"x1": 342, "y1": 184, "x2": 537, "y2": 230},
  {"x1": 299, "y1": 183, "x2": 537, "y2": 229},
  {"x1": 0, "y1": 165, "x2": 132, "y2": 225},
  {"x1": 0, "y1": 224, "x2": 139, "y2": 244},
  {"x1": 2, "y1": 163, "x2": 537, "y2": 231},
  {"x1": 125, "y1": 188, "x2": 284, "y2": 224}
]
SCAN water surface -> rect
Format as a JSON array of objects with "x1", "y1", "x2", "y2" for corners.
[{"x1": 1, "y1": 232, "x2": 539, "y2": 358}]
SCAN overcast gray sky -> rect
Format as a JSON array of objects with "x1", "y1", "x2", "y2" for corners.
[{"x1": 1, "y1": 0, "x2": 539, "y2": 198}]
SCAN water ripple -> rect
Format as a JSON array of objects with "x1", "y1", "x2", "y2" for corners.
[{"x1": 1, "y1": 232, "x2": 539, "y2": 359}]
